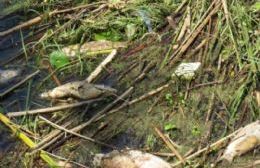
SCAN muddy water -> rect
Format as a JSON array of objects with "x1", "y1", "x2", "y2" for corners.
[
  {"x1": 0, "y1": 15, "x2": 30, "y2": 64},
  {"x1": 0, "y1": 2, "x2": 31, "y2": 159}
]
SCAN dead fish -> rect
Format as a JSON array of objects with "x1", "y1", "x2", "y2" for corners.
[
  {"x1": 221, "y1": 120, "x2": 260, "y2": 162},
  {"x1": 93, "y1": 150, "x2": 171, "y2": 168},
  {"x1": 40, "y1": 81, "x2": 117, "y2": 100},
  {"x1": 0, "y1": 68, "x2": 21, "y2": 84}
]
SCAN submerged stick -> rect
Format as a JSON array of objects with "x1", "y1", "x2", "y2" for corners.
[
  {"x1": 45, "y1": 151, "x2": 89, "y2": 168},
  {"x1": 33, "y1": 120, "x2": 74, "y2": 151},
  {"x1": 0, "y1": 70, "x2": 40, "y2": 98},
  {"x1": 7, "y1": 98, "x2": 102, "y2": 117},
  {"x1": 99, "y1": 83, "x2": 170, "y2": 119},
  {"x1": 0, "y1": 111, "x2": 60, "y2": 167},
  {"x1": 171, "y1": 129, "x2": 240, "y2": 167},
  {"x1": 71, "y1": 87, "x2": 134, "y2": 132},
  {"x1": 86, "y1": 49, "x2": 117, "y2": 83},
  {"x1": 33, "y1": 87, "x2": 134, "y2": 151},
  {"x1": 39, "y1": 116, "x2": 115, "y2": 149},
  {"x1": 154, "y1": 127, "x2": 185, "y2": 164}
]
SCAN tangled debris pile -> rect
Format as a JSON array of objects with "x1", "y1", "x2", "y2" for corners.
[{"x1": 0, "y1": 0, "x2": 259, "y2": 168}]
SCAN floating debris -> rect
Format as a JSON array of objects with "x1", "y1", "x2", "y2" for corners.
[
  {"x1": 221, "y1": 120, "x2": 260, "y2": 162},
  {"x1": 172, "y1": 62, "x2": 201, "y2": 79},
  {"x1": 93, "y1": 150, "x2": 171, "y2": 168},
  {"x1": 0, "y1": 68, "x2": 21, "y2": 85}
]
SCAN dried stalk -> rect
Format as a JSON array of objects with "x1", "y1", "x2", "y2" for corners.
[
  {"x1": 86, "y1": 49, "x2": 117, "y2": 83},
  {"x1": 170, "y1": 0, "x2": 221, "y2": 63},
  {"x1": 171, "y1": 129, "x2": 240, "y2": 167},
  {"x1": 39, "y1": 116, "x2": 115, "y2": 149},
  {"x1": 7, "y1": 98, "x2": 102, "y2": 117},
  {"x1": 154, "y1": 127, "x2": 185, "y2": 164}
]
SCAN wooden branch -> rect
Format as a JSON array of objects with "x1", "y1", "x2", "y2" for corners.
[{"x1": 154, "y1": 127, "x2": 185, "y2": 164}]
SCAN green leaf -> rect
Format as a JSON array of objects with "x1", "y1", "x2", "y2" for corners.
[
  {"x1": 164, "y1": 123, "x2": 177, "y2": 131},
  {"x1": 251, "y1": 2, "x2": 260, "y2": 11},
  {"x1": 49, "y1": 51, "x2": 70, "y2": 69},
  {"x1": 94, "y1": 30, "x2": 122, "y2": 42}
]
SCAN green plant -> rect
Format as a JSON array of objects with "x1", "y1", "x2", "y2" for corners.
[
  {"x1": 165, "y1": 93, "x2": 173, "y2": 105},
  {"x1": 191, "y1": 125, "x2": 201, "y2": 137},
  {"x1": 164, "y1": 123, "x2": 177, "y2": 131}
]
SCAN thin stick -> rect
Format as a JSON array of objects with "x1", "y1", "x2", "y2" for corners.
[
  {"x1": 154, "y1": 127, "x2": 185, "y2": 164},
  {"x1": 33, "y1": 133, "x2": 64, "y2": 153},
  {"x1": 0, "y1": 70, "x2": 40, "y2": 98},
  {"x1": 34, "y1": 87, "x2": 134, "y2": 151},
  {"x1": 45, "y1": 151, "x2": 89, "y2": 168},
  {"x1": 0, "y1": 2, "x2": 104, "y2": 37},
  {"x1": 33, "y1": 120, "x2": 73, "y2": 150},
  {"x1": 152, "y1": 152, "x2": 176, "y2": 157},
  {"x1": 99, "y1": 80, "x2": 222, "y2": 120},
  {"x1": 242, "y1": 160, "x2": 260, "y2": 168},
  {"x1": 221, "y1": 0, "x2": 242, "y2": 68},
  {"x1": 7, "y1": 98, "x2": 102, "y2": 117},
  {"x1": 86, "y1": 49, "x2": 117, "y2": 83},
  {"x1": 171, "y1": 129, "x2": 240, "y2": 167},
  {"x1": 169, "y1": 0, "x2": 221, "y2": 63},
  {"x1": 71, "y1": 87, "x2": 134, "y2": 132},
  {"x1": 39, "y1": 116, "x2": 115, "y2": 149},
  {"x1": 175, "y1": 0, "x2": 189, "y2": 14},
  {"x1": 99, "y1": 83, "x2": 170, "y2": 119}
]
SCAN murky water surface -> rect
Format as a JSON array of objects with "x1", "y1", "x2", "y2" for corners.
[{"x1": 0, "y1": 1, "x2": 28, "y2": 157}]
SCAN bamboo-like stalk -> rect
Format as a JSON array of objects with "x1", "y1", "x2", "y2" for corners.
[{"x1": 0, "y1": 112, "x2": 59, "y2": 167}]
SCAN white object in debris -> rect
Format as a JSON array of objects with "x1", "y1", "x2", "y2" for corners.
[
  {"x1": 222, "y1": 120, "x2": 260, "y2": 162},
  {"x1": 172, "y1": 62, "x2": 201, "y2": 79},
  {"x1": 0, "y1": 69, "x2": 21, "y2": 84},
  {"x1": 93, "y1": 150, "x2": 171, "y2": 168}
]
